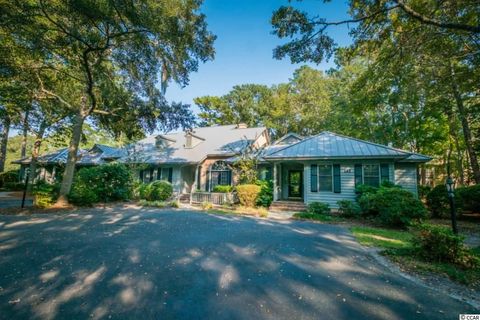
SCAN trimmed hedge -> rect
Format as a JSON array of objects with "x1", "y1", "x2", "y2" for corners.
[
  {"x1": 213, "y1": 185, "x2": 233, "y2": 193},
  {"x1": 0, "y1": 170, "x2": 19, "y2": 188},
  {"x1": 235, "y1": 184, "x2": 261, "y2": 207}
]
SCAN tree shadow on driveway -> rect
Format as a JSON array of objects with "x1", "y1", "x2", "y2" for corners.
[{"x1": 0, "y1": 205, "x2": 477, "y2": 319}]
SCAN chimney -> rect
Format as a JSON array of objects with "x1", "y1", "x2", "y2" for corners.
[{"x1": 236, "y1": 123, "x2": 248, "y2": 129}]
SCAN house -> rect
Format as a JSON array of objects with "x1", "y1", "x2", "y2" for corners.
[
  {"x1": 12, "y1": 125, "x2": 431, "y2": 208},
  {"x1": 12, "y1": 144, "x2": 125, "y2": 183},
  {"x1": 261, "y1": 131, "x2": 431, "y2": 208},
  {"x1": 118, "y1": 124, "x2": 270, "y2": 195}
]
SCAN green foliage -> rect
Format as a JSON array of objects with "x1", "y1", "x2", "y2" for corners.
[
  {"x1": 138, "y1": 200, "x2": 167, "y2": 208},
  {"x1": 144, "y1": 180, "x2": 173, "y2": 201},
  {"x1": 3, "y1": 182, "x2": 25, "y2": 191},
  {"x1": 0, "y1": 170, "x2": 19, "y2": 188},
  {"x1": 355, "y1": 184, "x2": 378, "y2": 199},
  {"x1": 337, "y1": 200, "x2": 362, "y2": 218},
  {"x1": 202, "y1": 201, "x2": 213, "y2": 210},
  {"x1": 212, "y1": 185, "x2": 233, "y2": 193},
  {"x1": 235, "y1": 184, "x2": 261, "y2": 208},
  {"x1": 426, "y1": 185, "x2": 464, "y2": 218},
  {"x1": 417, "y1": 185, "x2": 432, "y2": 200},
  {"x1": 234, "y1": 158, "x2": 258, "y2": 184},
  {"x1": 255, "y1": 180, "x2": 273, "y2": 207},
  {"x1": 307, "y1": 202, "x2": 330, "y2": 215},
  {"x1": 68, "y1": 164, "x2": 133, "y2": 206},
  {"x1": 455, "y1": 185, "x2": 480, "y2": 213},
  {"x1": 32, "y1": 181, "x2": 60, "y2": 208},
  {"x1": 293, "y1": 211, "x2": 342, "y2": 222},
  {"x1": 413, "y1": 225, "x2": 479, "y2": 268},
  {"x1": 358, "y1": 186, "x2": 427, "y2": 228}
]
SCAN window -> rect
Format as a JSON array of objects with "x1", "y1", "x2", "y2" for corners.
[
  {"x1": 354, "y1": 164, "x2": 363, "y2": 187},
  {"x1": 310, "y1": 164, "x2": 318, "y2": 192},
  {"x1": 208, "y1": 161, "x2": 232, "y2": 191},
  {"x1": 156, "y1": 167, "x2": 173, "y2": 183},
  {"x1": 363, "y1": 164, "x2": 380, "y2": 187},
  {"x1": 333, "y1": 164, "x2": 341, "y2": 193},
  {"x1": 380, "y1": 163, "x2": 389, "y2": 182},
  {"x1": 318, "y1": 164, "x2": 332, "y2": 191}
]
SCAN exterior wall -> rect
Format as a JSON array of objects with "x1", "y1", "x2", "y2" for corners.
[
  {"x1": 394, "y1": 163, "x2": 418, "y2": 195},
  {"x1": 303, "y1": 160, "x2": 396, "y2": 208},
  {"x1": 198, "y1": 157, "x2": 238, "y2": 191}
]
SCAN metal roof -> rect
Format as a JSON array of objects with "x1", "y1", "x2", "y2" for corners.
[
  {"x1": 119, "y1": 124, "x2": 268, "y2": 164},
  {"x1": 263, "y1": 131, "x2": 431, "y2": 161}
]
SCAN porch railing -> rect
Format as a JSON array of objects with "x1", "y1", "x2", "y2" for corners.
[{"x1": 190, "y1": 192, "x2": 235, "y2": 206}]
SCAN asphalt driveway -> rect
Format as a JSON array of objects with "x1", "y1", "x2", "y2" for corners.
[{"x1": 0, "y1": 205, "x2": 477, "y2": 319}]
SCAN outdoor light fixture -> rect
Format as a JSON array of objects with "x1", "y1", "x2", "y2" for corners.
[
  {"x1": 445, "y1": 176, "x2": 455, "y2": 197},
  {"x1": 445, "y1": 176, "x2": 458, "y2": 234}
]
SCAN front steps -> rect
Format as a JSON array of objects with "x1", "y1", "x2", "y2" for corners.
[{"x1": 269, "y1": 200, "x2": 307, "y2": 212}]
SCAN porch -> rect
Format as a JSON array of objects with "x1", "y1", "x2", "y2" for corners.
[{"x1": 272, "y1": 162, "x2": 306, "y2": 202}]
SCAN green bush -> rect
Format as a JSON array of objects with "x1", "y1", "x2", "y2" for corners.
[
  {"x1": 0, "y1": 170, "x2": 19, "y2": 188},
  {"x1": 235, "y1": 184, "x2": 261, "y2": 207},
  {"x1": 213, "y1": 185, "x2": 233, "y2": 193},
  {"x1": 144, "y1": 180, "x2": 173, "y2": 201},
  {"x1": 138, "y1": 199, "x2": 168, "y2": 208},
  {"x1": 337, "y1": 200, "x2": 361, "y2": 217},
  {"x1": 355, "y1": 184, "x2": 378, "y2": 199},
  {"x1": 426, "y1": 185, "x2": 463, "y2": 218},
  {"x1": 417, "y1": 185, "x2": 432, "y2": 199},
  {"x1": 4, "y1": 182, "x2": 25, "y2": 191},
  {"x1": 413, "y1": 224, "x2": 479, "y2": 268},
  {"x1": 255, "y1": 180, "x2": 273, "y2": 207},
  {"x1": 32, "y1": 182, "x2": 60, "y2": 208},
  {"x1": 307, "y1": 202, "x2": 330, "y2": 215},
  {"x1": 359, "y1": 187, "x2": 427, "y2": 228},
  {"x1": 456, "y1": 184, "x2": 480, "y2": 213},
  {"x1": 68, "y1": 163, "x2": 133, "y2": 206}
]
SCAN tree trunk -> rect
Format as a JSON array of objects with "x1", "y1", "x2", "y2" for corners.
[
  {"x1": 27, "y1": 122, "x2": 47, "y2": 192},
  {"x1": 0, "y1": 115, "x2": 11, "y2": 173},
  {"x1": 56, "y1": 110, "x2": 86, "y2": 205},
  {"x1": 19, "y1": 110, "x2": 30, "y2": 179},
  {"x1": 451, "y1": 81, "x2": 480, "y2": 184}
]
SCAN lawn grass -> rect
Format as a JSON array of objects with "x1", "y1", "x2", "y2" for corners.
[
  {"x1": 293, "y1": 212, "x2": 345, "y2": 222},
  {"x1": 351, "y1": 226, "x2": 480, "y2": 286}
]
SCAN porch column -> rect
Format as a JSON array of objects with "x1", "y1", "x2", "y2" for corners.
[
  {"x1": 190, "y1": 165, "x2": 200, "y2": 204},
  {"x1": 273, "y1": 163, "x2": 278, "y2": 201}
]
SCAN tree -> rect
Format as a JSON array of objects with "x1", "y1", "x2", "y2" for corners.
[
  {"x1": 2, "y1": 0, "x2": 215, "y2": 203},
  {"x1": 271, "y1": 0, "x2": 480, "y2": 183}
]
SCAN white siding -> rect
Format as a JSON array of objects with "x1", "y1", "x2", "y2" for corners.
[{"x1": 394, "y1": 163, "x2": 418, "y2": 195}]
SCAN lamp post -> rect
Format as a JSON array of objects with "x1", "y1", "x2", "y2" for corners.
[
  {"x1": 445, "y1": 176, "x2": 458, "y2": 234},
  {"x1": 21, "y1": 168, "x2": 30, "y2": 209}
]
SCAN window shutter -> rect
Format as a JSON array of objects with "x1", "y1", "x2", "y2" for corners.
[
  {"x1": 310, "y1": 164, "x2": 318, "y2": 192},
  {"x1": 157, "y1": 168, "x2": 162, "y2": 180},
  {"x1": 139, "y1": 170, "x2": 144, "y2": 182},
  {"x1": 149, "y1": 168, "x2": 154, "y2": 182},
  {"x1": 333, "y1": 164, "x2": 341, "y2": 193},
  {"x1": 168, "y1": 168, "x2": 173, "y2": 183},
  {"x1": 226, "y1": 171, "x2": 232, "y2": 185},
  {"x1": 380, "y1": 163, "x2": 389, "y2": 182},
  {"x1": 354, "y1": 164, "x2": 363, "y2": 187}
]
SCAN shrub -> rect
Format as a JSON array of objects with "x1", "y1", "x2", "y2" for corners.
[
  {"x1": 426, "y1": 185, "x2": 463, "y2": 218},
  {"x1": 68, "y1": 163, "x2": 133, "y2": 206},
  {"x1": 213, "y1": 185, "x2": 233, "y2": 193},
  {"x1": 0, "y1": 170, "x2": 19, "y2": 188},
  {"x1": 413, "y1": 224, "x2": 479, "y2": 268},
  {"x1": 4, "y1": 182, "x2": 25, "y2": 191},
  {"x1": 138, "y1": 199, "x2": 168, "y2": 208},
  {"x1": 337, "y1": 200, "x2": 361, "y2": 217},
  {"x1": 145, "y1": 180, "x2": 173, "y2": 201},
  {"x1": 359, "y1": 187, "x2": 427, "y2": 228},
  {"x1": 355, "y1": 184, "x2": 378, "y2": 199},
  {"x1": 202, "y1": 201, "x2": 213, "y2": 210},
  {"x1": 235, "y1": 184, "x2": 261, "y2": 207},
  {"x1": 456, "y1": 184, "x2": 480, "y2": 213},
  {"x1": 32, "y1": 182, "x2": 60, "y2": 208},
  {"x1": 417, "y1": 185, "x2": 432, "y2": 199},
  {"x1": 170, "y1": 200, "x2": 180, "y2": 208},
  {"x1": 307, "y1": 202, "x2": 330, "y2": 215},
  {"x1": 255, "y1": 180, "x2": 273, "y2": 207}
]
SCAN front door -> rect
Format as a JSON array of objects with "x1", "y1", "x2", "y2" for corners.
[{"x1": 288, "y1": 170, "x2": 303, "y2": 198}]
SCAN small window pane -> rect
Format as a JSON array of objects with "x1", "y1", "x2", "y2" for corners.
[
  {"x1": 318, "y1": 165, "x2": 332, "y2": 191},
  {"x1": 364, "y1": 164, "x2": 379, "y2": 187}
]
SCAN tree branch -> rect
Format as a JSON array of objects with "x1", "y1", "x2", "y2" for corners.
[{"x1": 393, "y1": 0, "x2": 480, "y2": 33}]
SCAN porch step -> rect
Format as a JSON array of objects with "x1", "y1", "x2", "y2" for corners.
[
  {"x1": 270, "y1": 201, "x2": 307, "y2": 212},
  {"x1": 178, "y1": 193, "x2": 191, "y2": 203}
]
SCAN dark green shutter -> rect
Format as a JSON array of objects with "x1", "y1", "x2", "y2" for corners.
[
  {"x1": 168, "y1": 168, "x2": 173, "y2": 183},
  {"x1": 226, "y1": 171, "x2": 232, "y2": 185},
  {"x1": 333, "y1": 164, "x2": 341, "y2": 193},
  {"x1": 380, "y1": 163, "x2": 389, "y2": 182},
  {"x1": 354, "y1": 164, "x2": 363, "y2": 187},
  {"x1": 311, "y1": 165, "x2": 318, "y2": 192},
  {"x1": 149, "y1": 168, "x2": 154, "y2": 182},
  {"x1": 157, "y1": 168, "x2": 162, "y2": 180},
  {"x1": 139, "y1": 170, "x2": 144, "y2": 182}
]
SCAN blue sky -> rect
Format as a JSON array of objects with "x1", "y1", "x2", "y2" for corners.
[{"x1": 165, "y1": 0, "x2": 353, "y2": 114}]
